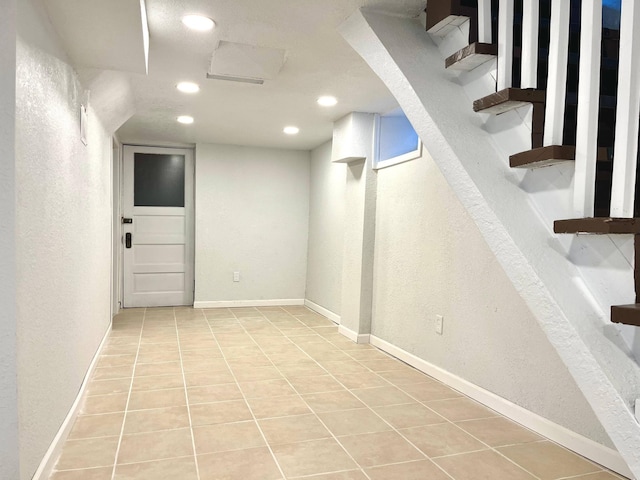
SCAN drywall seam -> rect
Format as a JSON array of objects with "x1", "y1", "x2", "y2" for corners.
[
  {"x1": 304, "y1": 300, "x2": 340, "y2": 324},
  {"x1": 193, "y1": 299, "x2": 305, "y2": 309},
  {"x1": 369, "y1": 335, "x2": 633, "y2": 478},
  {"x1": 340, "y1": 9, "x2": 640, "y2": 476},
  {"x1": 30, "y1": 324, "x2": 112, "y2": 480}
]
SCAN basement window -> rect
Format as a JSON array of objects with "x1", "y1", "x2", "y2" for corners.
[{"x1": 374, "y1": 110, "x2": 422, "y2": 170}]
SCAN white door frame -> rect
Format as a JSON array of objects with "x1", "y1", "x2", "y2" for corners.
[{"x1": 121, "y1": 144, "x2": 195, "y2": 307}]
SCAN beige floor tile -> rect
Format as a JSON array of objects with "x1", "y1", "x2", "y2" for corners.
[
  {"x1": 128, "y1": 388, "x2": 186, "y2": 410},
  {"x1": 566, "y1": 473, "x2": 626, "y2": 479},
  {"x1": 239, "y1": 379, "x2": 296, "y2": 398},
  {"x1": 50, "y1": 467, "x2": 113, "y2": 479},
  {"x1": 107, "y1": 337, "x2": 140, "y2": 346},
  {"x1": 185, "y1": 370, "x2": 235, "y2": 387},
  {"x1": 227, "y1": 354, "x2": 273, "y2": 367},
  {"x1": 247, "y1": 394, "x2": 311, "y2": 418},
  {"x1": 193, "y1": 421, "x2": 265, "y2": 454},
  {"x1": 117, "y1": 428, "x2": 193, "y2": 464},
  {"x1": 426, "y1": 397, "x2": 498, "y2": 422},
  {"x1": 345, "y1": 350, "x2": 391, "y2": 361},
  {"x1": 102, "y1": 344, "x2": 139, "y2": 356},
  {"x1": 114, "y1": 456, "x2": 198, "y2": 479},
  {"x1": 376, "y1": 369, "x2": 431, "y2": 385},
  {"x1": 373, "y1": 403, "x2": 445, "y2": 429},
  {"x1": 351, "y1": 386, "x2": 414, "y2": 407},
  {"x1": 303, "y1": 350, "x2": 353, "y2": 362},
  {"x1": 401, "y1": 422, "x2": 487, "y2": 457},
  {"x1": 303, "y1": 390, "x2": 366, "y2": 413},
  {"x1": 498, "y1": 441, "x2": 602, "y2": 479},
  {"x1": 338, "y1": 431, "x2": 424, "y2": 467},
  {"x1": 190, "y1": 400, "x2": 253, "y2": 426},
  {"x1": 98, "y1": 355, "x2": 136, "y2": 368},
  {"x1": 434, "y1": 450, "x2": 536, "y2": 480},
  {"x1": 86, "y1": 378, "x2": 131, "y2": 396},
  {"x1": 136, "y1": 350, "x2": 181, "y2": 364},
  {"x1": 333, "y1": 373, "x2": 389, "y2": 390},
  {"x1": 187, "y1": 383, "x2": 243, "y2": 404},
  {"x1": 259, "y1": 344, "x2": 304, "y2": 355},
  {"x1": 220, "y1": 345, "x2": 264, "y2": 357},
  {"x1": 289, "y1": 471, "x2": 367, "y2": 480},
  {"x1": 124, "y1": 406, "x2": 190, "y2": 434},
  {"x1": 358, "y1": 358, "x2": 408, "y2": 372},
  {"x1": 456, "y1": 417, "x2": 542, "y2": 447},
  {"x1": 134, "y1": 361, "x2": 182, "y2": 377},
  {"x1": 259, "y1": 414, "x2": 332, "y2": 445},
  {"x1": 181, "y1": 357, "x2": 228, "y2": 373},
  {"x1": 138, "y1": 343, "x2": 179, "y2": 355},
  {"x1": 318, "y1": 408, "x2": 393, "y2": 437},
  {"x1": 69, "y1": 413, "x2": 124, "y2": 439},
  {"x1": 180, "y1": 348, "x2": 223, "y2": 360},
  {"x1": 320, "y1": 361, "x2": 369, "y2": 375},
  {"x1": 278, "y1": 362, "x2": 328, "y2": 378},
  {"x1": 197, "y1": 447, "x2": 282, "y2": 480},
  {"x1": 231, "y1": 366, "x2": 283, "y2": 382},
  {"x1": 271, "y1": 438, "x2": 357, "y2": 478},
  {"x1": 81, "y1": 393, "x2": 128, "y2": 415},
  {"x1": 288, "y1": 334, "x2": 329, "y2": 345},
  {"x1": 288, "y1": 375, "x2": 346, "y2": 394},
  {"x1": 399, "y1": 381, "x2": 463, "y2": 401},
  {"x1": 55, "y1": 436, "x2": 119, "y2": 470},
  {"x1": 131, "y1": 374, "x2": 184, "y2": 392},
  {"x1": 93, "y1": 366, "x2": 133, "y2": 381},
  {"x1": 365, "y1": 460, "x2": 451, "y2": 480}
]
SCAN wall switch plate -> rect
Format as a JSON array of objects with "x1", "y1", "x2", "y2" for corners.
[
  {"x1": 233, "y1": 271, "x2": 240, "y2": 282},
  {"x1": 435, "y1": 315, "x2": 444, "y2": 335}
]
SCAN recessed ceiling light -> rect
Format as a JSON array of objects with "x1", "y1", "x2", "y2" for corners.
[
  {"x1": 182, "y1": 15, "x2": 215, "y2": 31},
  {"x1": 177, "y1": 115, "x2": 194, "y2": 124},
  {"x1": 283, "y1": 126, "x2": 300, "y2": 135},
  {"x1": 177, "y1": 82, "x2": 200, "y2": 94},
  {"x1": 317, "y1": 96, "x2": 338, "y2": 107}
]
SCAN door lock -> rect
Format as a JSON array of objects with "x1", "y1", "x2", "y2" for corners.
[
  {"x1": 125, "y1": 232, "x2": 132, "y2": 249},
  {"x1": 122, "y1": 217, "x2": 133, "y2": 224}
]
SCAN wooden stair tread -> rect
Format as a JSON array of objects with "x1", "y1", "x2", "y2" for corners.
[
  {"x1": 473, "y1": 88, "x2": 546, "y2": 115},
  {"x1": 611, "y1": 305, "x2": 640, "y2": 326},
  {"x1": 554, "y1": 217, "x2": 640, "y2": 234},
  {"x1": 425, "y1": 1, "x2": 476, "y2": 38},
  {"x1": 510, "y1": 146, "x2": 610, "y2": 169},
  {"x1": 446, "y1": 43, "x2": 497, "y2": 71}
]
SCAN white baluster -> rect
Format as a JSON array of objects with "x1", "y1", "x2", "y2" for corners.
[
  {"x1": 543, "y1": 0, "x2": 571, "y2": 146},
  {"x1": 478, "y1": 0, "x2": 493, "y2": 44},
  {"x1": 497, "y1": 0, "x2": 514, "y2": 90},
  {"x1": 521, "y1": 0, "x2": 539, "y2": 88},
  {"x1": 611, "y1": 0, "x2": 640, "y2": 218},
  {"x1": 573, "y1": 0, "x2": 602, "y2": 217}
]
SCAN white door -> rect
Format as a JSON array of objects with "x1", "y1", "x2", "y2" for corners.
[{"x1": 122, "y1": 145, "x2": 194, "y2": 307}]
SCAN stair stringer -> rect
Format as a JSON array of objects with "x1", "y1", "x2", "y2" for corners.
[{"x1": 340, "y1": 9, "x2": 640, "y2": 478}]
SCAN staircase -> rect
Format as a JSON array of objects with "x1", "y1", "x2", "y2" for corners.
[{"x1": 340, "y1": 1, "x2": 640, "y2": 478}]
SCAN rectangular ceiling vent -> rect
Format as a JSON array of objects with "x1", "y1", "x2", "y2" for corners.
[{"x1": 207, "y1": 41, "x2": 286, "y2": 85}]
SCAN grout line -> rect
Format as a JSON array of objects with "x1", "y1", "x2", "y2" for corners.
[
  {"x1": 173, "y1": 307, "x2": 202, "y2": 480},
  {"x1": 200, "y1": 308, "x2": 289, "y2": 480},
  {"x1": 109, "y1": 307, "x2": 146, "y2": 480}
]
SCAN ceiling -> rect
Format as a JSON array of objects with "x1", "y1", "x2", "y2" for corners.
[{"x1": 44, "y1": 0, "x2": 426, "y2": 150}]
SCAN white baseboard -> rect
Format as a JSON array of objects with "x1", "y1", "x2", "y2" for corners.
[
  {"x1": 369, "y1": 335, "x2": 633, "y2": 479},
  {"x1": 304, "y1": 299, "x2": 341, "y2": 324},
  {"x1": 193, "y1": 299, "x2": 305, "y2": 308},
  {"x1": 338, "y1": 325, "x2": 371, "y2": 344},
  {"x1": 32, "y1": 323, "x2": 113, "y2": 480}
]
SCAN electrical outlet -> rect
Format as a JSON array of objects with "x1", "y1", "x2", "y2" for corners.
[
  {"x1": 233, "y1": 271, "x2": 240, "y2": 282},
  {"x1": 435, "y1": 315, "x2": 444, "y2": 335}
]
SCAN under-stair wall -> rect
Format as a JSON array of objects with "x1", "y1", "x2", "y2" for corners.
[{"x1": 340, "y1": 7, "x2": 640, "y2": 478}]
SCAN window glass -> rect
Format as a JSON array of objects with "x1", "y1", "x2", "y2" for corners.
[
  {"x1": 375, "y1": 110, "x2": 421, "y2": 169},
  {"x1": 134, "y1": 153, "x2": 185, "y2": 207}
]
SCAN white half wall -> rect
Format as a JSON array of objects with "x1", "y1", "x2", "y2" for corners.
[
  {"x1": 0, "y1": 0, "x2": 19, "y2": 478},
  {"x1": 16, "y1": 1, "x2": 113, "y2": 477},
  {"x1": 372, "y1": 149, "x2": 612, "y2": 447},
  {"x1": 194, "y1": 143, "x2": 310, "y2": 304},
  {"x1": 305, "y1": 141, "x2": 346, "y2": 316}
]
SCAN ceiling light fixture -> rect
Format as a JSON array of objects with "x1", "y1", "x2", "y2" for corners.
[
  {"x1": 283, "y1": 126, "x2": 300, "y2": 135},
  {"x1": 182, "y1": 15, "x2": 215, "y2": 31},
  {"x1": 177, "y1": 82, "x2": 200, "y2": 93},
  {"x1": 317, "y1": 96, "x2": 338, "y2": 107},
  {"x1": 177, "y1": 115, "x2": 194, "y2": 124}
]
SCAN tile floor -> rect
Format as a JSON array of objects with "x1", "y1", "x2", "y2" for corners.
[{"x1": 48, "y1": 306, "x2": 625, "y2": 480}]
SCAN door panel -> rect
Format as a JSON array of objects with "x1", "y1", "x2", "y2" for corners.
[{"x1": 123, "y1": 146, "x2": 194, "y2": 307}]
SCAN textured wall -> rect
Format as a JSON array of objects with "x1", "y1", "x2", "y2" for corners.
[
  {"x1": 373, "y1": 151, "x2": 611, "y2": 446},
  {"x1": 194, "y1": 143, "x2": 310, "y2": 304},
  {"x1": 16, "y1": 0, "x2": 113, "y2": 477},
  {"x1": 305, "y1": 141, "x2": 346, "y2": 315},
  {"x1": 0, "y1": 0, "x2": 19, "y2": 478}
]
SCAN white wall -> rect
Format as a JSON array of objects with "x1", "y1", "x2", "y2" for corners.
[
  {"x1": 372, "y1": 150, "x2": 611, "y2": 446},
  {"x1": 0, "y1": 0, "x2": 19, "y2": 478},
  {"x1": 194, "y1": 143, "x2": 310, "y2": 305},
  {"x1": 16, "y1": 1, "x2": 113, "y2": 477},
  {"x1": 305, "y1": 141, "x2": 346, "y2": 315}
]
